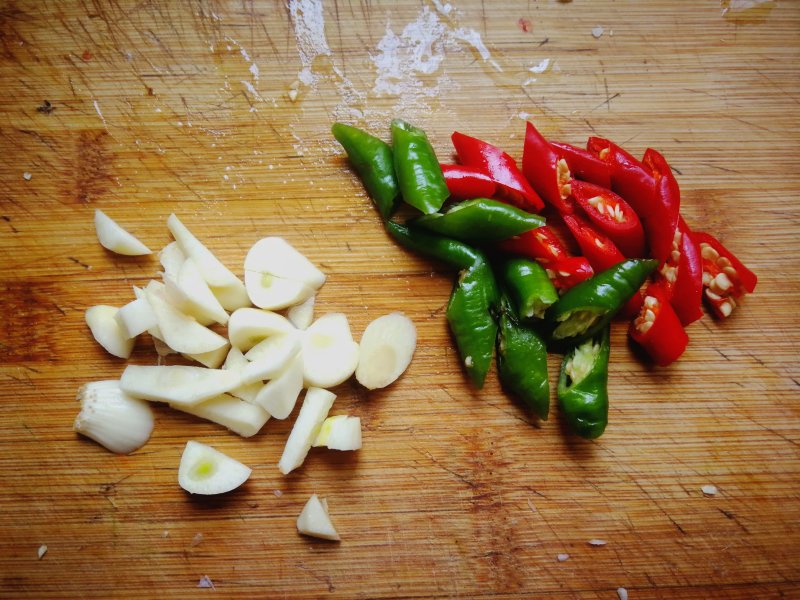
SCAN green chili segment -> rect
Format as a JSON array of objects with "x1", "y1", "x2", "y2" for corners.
[
  {"x1": 557, "y1": 326, "x2": 610, "y2": 439},
  {"x1": 500, "y1": 257, "x2": 558, "y2": 320},
  {"x1": 447, "y1": 258, "x2": 499, "y2": 389},
  {"x1": 384, "y1": 221, "x2": 481, "y2": 270},
  {"x1": 391, "y1": 119, "x2": 449, "y2": 214},
  {"x1": 496, "y1": 294, "x2": 550, "y2": 419},
  {"x1": 332, "y1": 123, "x2": 399, "y2": 219},
  {"x1": 547, "y1": 258, "x2": 657, "y2": 345},
  {"x1": 411, "y1": 198, "x2": 545, "y2": 244}
]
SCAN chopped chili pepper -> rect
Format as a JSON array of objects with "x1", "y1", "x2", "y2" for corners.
[
  {"x1": 385, "y1": 221, "x2": 498, "y2": 387},
  {"x1": 629, "y1": 284, "x2": 688, "y2": 366},
  {"x1": 557, "y1": 325, "x2": 610, "y2": 439},
  {"x1": 691, "y1": 231, "x2": 757, "y2": 318},
  {"x1": 570, "y1": 180, "x2": 645, "y2": 258},
  {"x1": 451, "y1": 131, "x2": 544, "y2": 212},
  {"x1": 562, "y1": 213, "x2": 625, "y2": 272},
  {"x1": 546, "y1": 258, "x2": 658, "y2": 346},
  {"x1": 332, "y1": 122, "x2": 399, "y2": 219},
  {"x1": 497, "y1": 226, "x2": 568, "y2": 266},
  {"x1": 546, "y1": 256, "x2": 594, "y2": 292},
  {"x1": 656, "y1": 217, "x2": 703, "y2": 326},
  {"x1": 391, "y1": 119, "x2": 449, "y2": 214},
  {"x1": 521, "y1": 121, "x2": 575, "y2": 214},
  {"x1": 411, "y1": 198, "x2": 544, "y2": 244},
  {"x1": 496, "y1": 293, "x2": 550, "y2": 420},
  {"x1": 440, "y1": 164, "x2": 497, "y2": 201},
  {"x1": 550, "y1": 141, "x2": 612, "y2": 189},
  {"x1": 587, "y1": 136, "x2": 655, "y2": 213},
  {"x1": 641, "y1": 148, "x2": 681, "y2": 264},
  {"x1": 499, "y1": 257, "x2": 559, "y2": 320}
]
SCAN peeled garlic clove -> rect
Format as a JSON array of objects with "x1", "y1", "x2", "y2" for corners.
[
  {"x1": 183, "y1": 343, "x2": 230, "y2": 369},
  {"x1": 158, "y1": 241, "x2": 186, "y2": 278},
  {"x1": 178, "y1": 441, "x2": 251, "y2": 495},
  {"x1": 171, "y1": 394, "x2": 270, "y2": 438},
  {"x1": 244, "y1": 237, "x2": 326, "y2": 289},
  {"x1": 94, "y1": 209, "x2": 152, "y2": 256},
  {"x1": 228, "y1": 308, "x2": 295, "y2": 351},
  {"x1": 254, "y1": 353, "x2": 304, "y2": 419},
  {"x1": 115, "y1": 295, "x2": 157, "y2": 339},
  {"x1": 74, "y1": 380, "x2": 154, "y2": 454},
  {"x1": 170, "y1": 257, "x2": 229, "y2": 326},
  {"x1": 297, "y1": 494, "x2": 340, "y2": 541},
  {"x1": 245, "y1": 269, "x2": 314, "y2": 310},
  {"x1": 302, "y1": 313, "x2": 359, "y2": 388},
  {"x1": 223, "y1": 347, "x2": 264, "y2": 404},
  {"x1": 120, "y1": 365, "x2": 240, "y2": 406},
  {"x1": 313, "y1": 415, "x2": 362, "y2": 450},
  {"x1": 241, "y1": 333, "x2": 301, "y2": 383},
  {"x1": 355, "y1": 312, "x2": 416, "y2": 390},
  {"x1": 278, "y1": 387, "x2": 336, "y2": 474},
  {"x1": 85, "y1": 305, "x2": 135, "y2": 359}
]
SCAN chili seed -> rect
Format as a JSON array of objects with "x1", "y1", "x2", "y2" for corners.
[
  {"x1": 637, "y1": 320, "x2": 653, "y2": 333},
  {"x1": 713, "y1": 272, "x2": 733, "y2": 292},
  {"x1": 644, "y1": 296, "x2": 658, "y2": 309},
  {"x1": 701, "y1": 244, "x2": 719, "y2": 261},
  {"x1": 719, "y1": 301, "x2": 733, "y2": 317}
]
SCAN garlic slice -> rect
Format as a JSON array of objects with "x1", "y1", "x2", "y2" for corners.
[
  {"x1": 85, "y1": 305, "x2": 135, "y2": 359},
  {"x1": 297, "y1": 494, "x2": 340, "y2": 541},
  {"x1": 171, "y1": 393, "x2": 270, "y2": 438},
  {"x1": 223, "y1": 347, "x2": 264, "y2": 404},
  {"x1": 94, "y1": 209, "x2": 152, "y2": 256},
  {"x1": 74, "y1": 380, "x2": 154, "y2": 454},
  {"x1": 355, "y1": 312, "x2": 416, "y2": 390},
  {"x1": 120, "y1": 365, "x2": 240, "y2": 406},
  {"x1": 302, "y1": 313, "x2": 359, "y2": 388},
  {"x1": 287, "y1": 295, "x2": 315, "y2": 330},
  {"x1": 313, "y1": 415, "x2": 362, "y2": 450},
  {"x1": 278, "y1": 387, "x2": 336, "y2": 474},
  {"x1": 178, "y1": 441, "x2": 251, "y2": 495}
]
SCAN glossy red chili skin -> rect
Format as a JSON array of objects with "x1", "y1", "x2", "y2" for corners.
[
  {"x1": 641, "y1": 148, "x2": 681, "y2": 265},
  {"x1": 587, "y1": 137, "x2": 655, "y2": 212},
  {"x1": 629, "y1": 283, "x2": 688, "y2": 367},
  {"x1": 451, "y1": 131, "x2": 544, "y2": 212},
  {"x1": 440, "y1": 164, "x2": 497, "y2": 201},
  {"x1": 496, "y1": 226, "x2": 568, "y2": 266},
  {"x1": 691, "y1": 232, "x2": 757, "y2": 294},
  {"x1": 548, "y1": 256, "x2": 594, "y2": 292},
  {"x1": 550, "y1": 141, "x2": 612, "y2": 189},
  {"x1": 562, "y1": 213, "x2": 625, "y2": 272},
  {"x1": 570, "y1": 180, "x2": 646, "y2": 258},
  {"x1": 521, "y1": 122, "x2": 575, "y2": 214},
  {"x1": 659, "y1": 218, "x2": 704, "y2": 326}
]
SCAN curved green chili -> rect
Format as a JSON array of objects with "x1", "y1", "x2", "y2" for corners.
[
  {"x1": 558, "y1": 326, "x2": 610, "y2": 439},
  {"x1": 411, "y1": 198, "x2": 545, "y2": 244},
  {"x1": 496, "y1": 293, "x2": 549, "y2": 419},
  {"x1": 384, "y1": 221, "x2": 481, "y2": 270},
  {"x1": 546, "y1": 258, "x2": 657, "y2": 346},
  {"x1": 500, "y1": 257, "x2": 558, "y2": 320},
  {"x1": 391, "y1": 119, "x2": 449, "y2": 214},
  {"x1": 332, "y1": 123, "x2": 399, "y2": 219}
]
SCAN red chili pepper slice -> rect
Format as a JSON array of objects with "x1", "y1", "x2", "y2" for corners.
[
  {"x1": 496, "y1": 225, "x2": 568, "y2": 265},
  {"x1": 587, "y1": 137, "x2": 655, "y2": 210},
  {"x1": 440, "y1": 164, "x2": 497, "y2": 201},
  {"x1": 655, "y1": 217, "x2": 703, "y2": 326},
  {"x1": 452, "y1": 131, "x2": 544, "y2": 212},
  {"x1": 690, "y1": 231, "x2": 757, "y2": 318},
  {"x1": 521, "y1": 122, "x2": 575, "y2": 214},
  {"x1": 629, "y1": 283, "x2": 688, "y2": 366},
  {"x1": 562, "y1": 213, "x2": 625, "y2": 272},
  {"x1": 550, "y1": 141, "x2": 612, "y2": 189},
  {"x1": 545, "y1": 255, "x2": 594, "y2": 292},
  {"x1": 570, "y1": 180, "x2": 646, "y2": 258},
  {"x1": 641, "y1": 148, "x2": 681, "y2": 265}
]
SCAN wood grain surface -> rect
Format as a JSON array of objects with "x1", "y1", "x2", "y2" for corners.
[{"x1": 1, "y1": 1, "x2": 798, "y2": 598}]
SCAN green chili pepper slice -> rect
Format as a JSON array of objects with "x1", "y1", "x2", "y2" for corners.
[
  {"x1": 391, "y1": 119, "x2": 449, "y2": 214},
  {"x1": 558, "y1": 326, "x2": 610, "y2": 439},
  {"x1": 496, "y1": 293, "x2": 549, "y2": 419},
  {"x1": 499, "y1": 257, "x2": 558, "y2": 320},
  {"x1": 411, "y1": 198, "x2": 545, "y2": 244},
  {"x1": 447, "y1": 258, "x2": 499, "y2": 388},
  {"x1": 547, "y1": 258, "x2": 657, "y2": 346},
  {"x1": 332, "y1": 123, "x2": 399, "y2": 219},
  {"x1": 384, "y1": 221, "x2": 481, "y2": 270}
]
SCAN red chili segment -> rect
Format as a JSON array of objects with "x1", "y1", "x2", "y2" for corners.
[
  {"x1": 440, "y1": 164, "x2": 497, "y2": 201},
  {"x1": 691, "y1": 231, "x2": 757, "y2": 318},
  {"x1": 570, "y1": 180, "x2": 646, "y2": 258},
  {"x1": 587, "y1": 136, "x2": 655, "y2": 212},
  {"x1": 545, "y1": 256, "x2": 594, "y2": 292},
  {"x1": 451, "y1": 131, "x2": 544, "y2": 212},
  {"x1": 629, "y1": 284, "x2": 688, "y2": 366},
  {"x1": 656, "y1": 217, "x2": 703, "y2": 326},
  {"x1": 521, "y1": 122, "x2": 575, "y2": 214},
  {"x1": 550, "y1": 141, "x2": 612, "y2": 189},
  {"x1": 562, "y1": 213, "x2": 625, "y2": 272},
  {"x1": 496, "y1": 226, "x2": 568, "y2": 265},
  {"x1": 641, "y1": 148, "x2": 681, "y2": 265}
]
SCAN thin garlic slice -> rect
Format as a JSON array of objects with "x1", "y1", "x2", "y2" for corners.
[
  {"x1": 178, "y1": 441, "x2": 251, "y2": 495},
  {"x1": 171, "y1": 394, "x2": 270, "y2": 438},
  {"x1": 297, "y1": 494, "x2": 340, "y2": 541},
  {"x1": 355, "y1": 312, "x2": 416, "y2": 390},
  {"x1": 94, "y1": 209, "x2": 152, "y2": 256},
  {"x1": 74, "y1": 380, "x2": 154, "y2": 454},
  {"x1": 85, "y1": 305, "x2": 135, "y2": 359}
]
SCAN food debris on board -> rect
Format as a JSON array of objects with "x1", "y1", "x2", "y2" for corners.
[
  {"x1": 702, "y1": 484, "x2": 718, "y2": 496},
  {"x1": 37, "y1": 545, "x2": 47, "y2": 560},
  {"x1": 588, "y1": 539, "x2": 608, "y2": 546},
  {"x1": 197, "y1": 575, "x2": 215, "y2": 589},
  {"x1": 557, "y1": 553, "x2": 570, "y2": 562},
  {"x1": 332, "y1": 117, "x2": 756, "y2": 440}
]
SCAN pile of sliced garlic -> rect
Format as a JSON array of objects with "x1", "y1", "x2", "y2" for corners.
[{"x1": 78, "y1": 211, "x2": 417, "y2": 535}]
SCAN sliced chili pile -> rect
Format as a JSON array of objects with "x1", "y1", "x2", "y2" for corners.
[{"x1": 332, "y1": 117, "x2": 755, "y2": 439}]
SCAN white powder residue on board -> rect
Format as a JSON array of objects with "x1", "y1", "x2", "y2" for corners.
[
  {"x1": 288, "y1": 0, "x2": 331, "y2": 86},
  {"x1": 522, "y1": 58, "x2": 551, "y2": 86}
]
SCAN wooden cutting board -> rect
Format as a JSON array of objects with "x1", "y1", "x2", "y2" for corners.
[{"x1": 1, "y1": 1, "x2": 798, "y2": 597}]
